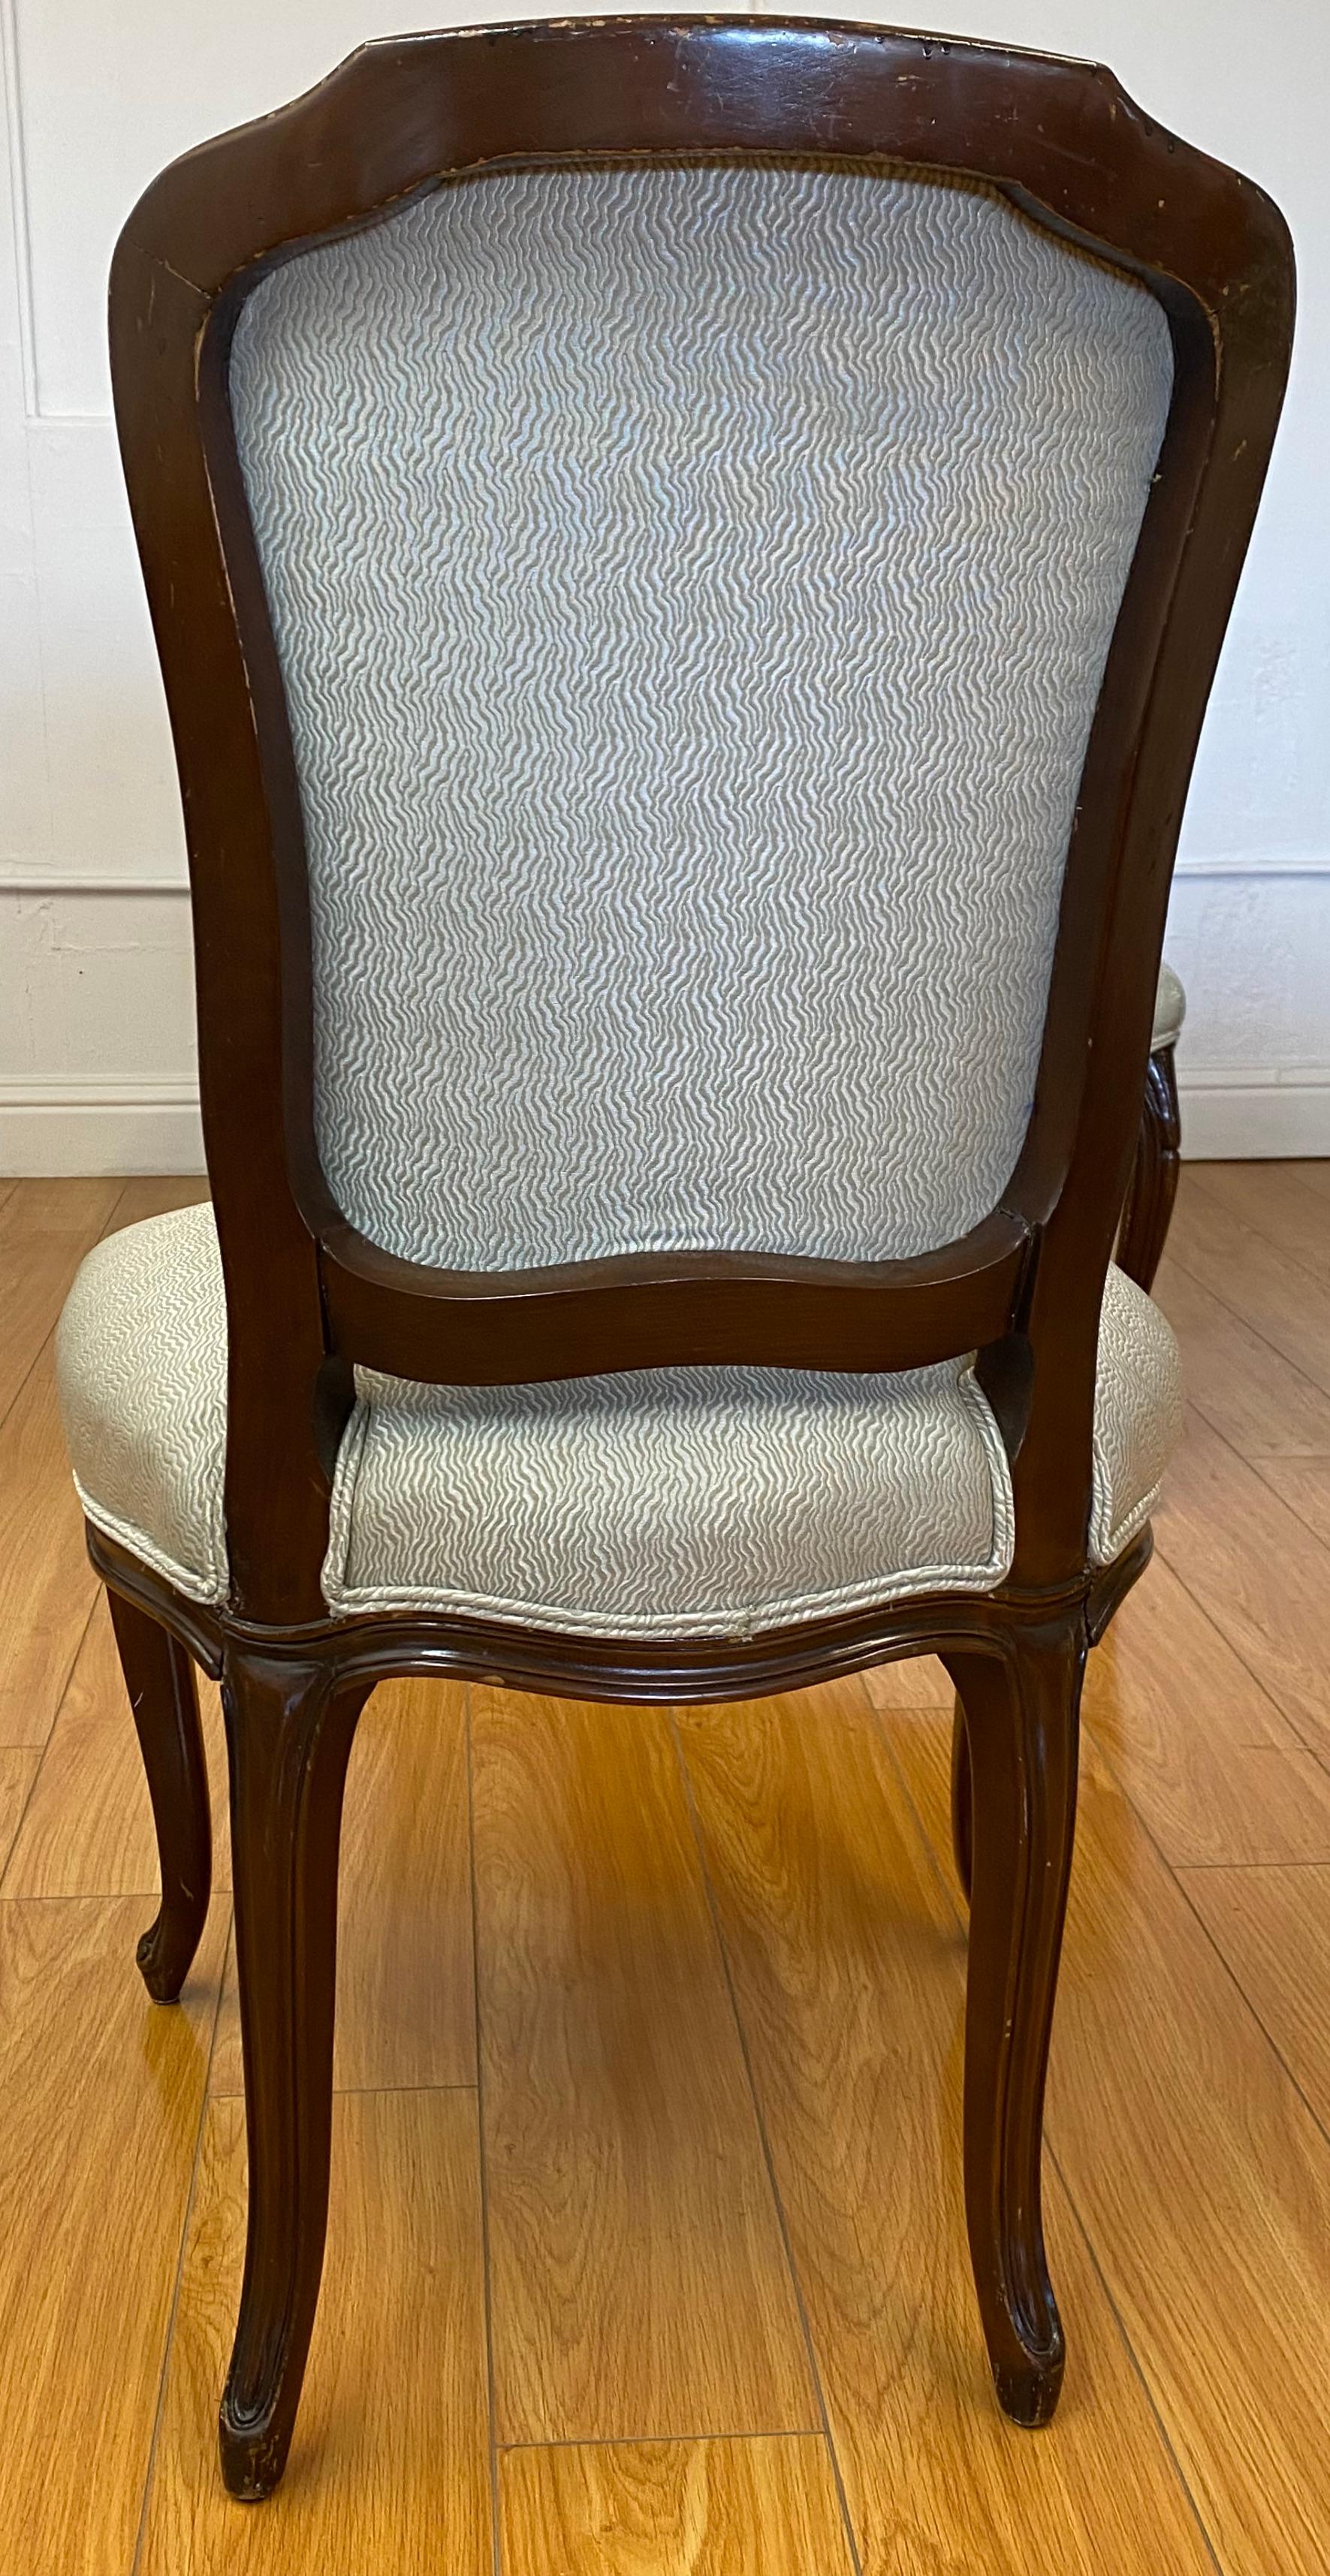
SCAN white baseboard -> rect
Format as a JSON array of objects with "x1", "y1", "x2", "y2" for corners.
[
  {"x1": 1178, "y1": 1076, "x2": 1330, "y2": 1160},
  {"x1": 2, "y1": 1077, "x2": 1327, "y2": 1178},
  {"x1": 0, "y1": 1084, "x2": 205, "y2": 1175}
]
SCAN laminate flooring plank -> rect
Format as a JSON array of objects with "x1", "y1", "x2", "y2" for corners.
[
  {"x1": 499, "y1": 2433, "x2": 855, "y2": 2576},
  {"x1": 887, "y1": 1709, "x2": 1330, "y2": 2576},
  {"x1": 472, "y1": 1689, "x2": 818, "y2": 2448},
  {"x1": 209, "y1": 1674, "x2": 475, "y2": 2095},
  {"x1": 678, "y1": 1684, "x2": 1214, "y2": 2576},
  {"x1": 0, "y1": 1894, "x2": 226, "y2": 2576},
  {"x1": 140, "y1": 2089, "x2": 493, "y2": 2575}
]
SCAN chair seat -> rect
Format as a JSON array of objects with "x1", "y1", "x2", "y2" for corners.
[
  {"x1": 56, "y1": 1204, "x2": 1181, "y2": 1636},
  {"x1": 1152, "y1": 961, "x2": 1186, "y2": 1050}
]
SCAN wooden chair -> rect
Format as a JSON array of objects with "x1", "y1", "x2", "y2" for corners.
[{"x1": 54, "y1": 19, "x2": 1292, "y2": 2499}]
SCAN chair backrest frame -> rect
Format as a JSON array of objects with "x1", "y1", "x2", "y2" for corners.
[{"x1": 108, "y1": 16, "x2": 1293, "y2": 1622}]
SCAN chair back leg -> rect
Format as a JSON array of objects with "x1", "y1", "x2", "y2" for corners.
[
  {"x1": 1119, "y1": 1044, "x2": 1183, "y2": 1291},
  {"x1": 943, "y1": 1615, "x2": 1084, "y2": 2426},
  {"x1": 219, "y1": 1647, "x2": 372, "y2": 2500},
  {"x1": 950, "y1": 1698, "x2": 974, "y2": 1906},
  {"x1": 108, "y1": 1587, "x2": 212, "y2": 2002}
]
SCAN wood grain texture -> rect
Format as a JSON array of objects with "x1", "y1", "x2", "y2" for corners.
[
  {"x1": 1250, "y1": 1454, "x2": 1330, "y2": 1551},
  {"x1": 2, "y1": 1590, "x2": 231, "y2": 1898},
  {"x1": 1166, "y1": 1174, "x2": 1330, "y2": 1400},
  {"x1": 0, "y1": 1341, "x2": 98, "y2": 1748},
  {"x1": 472, "y1": 1688, "x2": 818, "y2": 2448},
  {"x1": 0, "y1": 1177, "x2": 124, "y2": 1427},
  {"x1": 861, "y1": 1653, "x2": 953, "y2": 1710},
  {"x1": 0, "y1": 1749, "x2": 41, "y2": 1876},
  {"x1": 499, "y1": 2435, "x2": 855, "y2": 2575},
  {"x1": 1154, "y1": 1409, "x2": 1330, "y2": 1751},
  {"x1": 103, "y1": 1177, "x2": 212, "y2": 1232},
  {"x1": 5, "y1": 1157, "x2": 1330, "y2": 2560},
  {"x1": 209, "y1": 1673, "x2": 474, "y2": 2095},
  {"x1": 1188, "y1": 1158, "x2": 1330, "y2": 1276},
  {"x1": 1083, "y1": 1554, "x2": 1330, "y2": 1865},
  {"x1": 888, "y1": 1710, "x2": 1330, "y2": 2576},
  {"x1": 139, "y1": 2087, "x2": 493, "y2": 2574},
  {"x1": 1151, "y1": 1251, "x2": 1330, "y2": 1460},
  {"x1": 677, "y1": 1683, "x2": 1214, "y2": 2576},
  {"x1": 1182, "y1": 1862, "x2": 1330, "y2": 2135},
  {"x1": 0, "y1": 1894, "x2": 226, "y2": 2576}
]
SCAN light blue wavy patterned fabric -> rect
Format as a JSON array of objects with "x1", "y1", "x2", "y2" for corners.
[
  {"x1": 228, "y1": 160, "x2": 1172, "y2": 1270},
  {"x1": 56, "y1": 1207, "x2": 1181, "y2": 1628},
  {"x1": 328, "y1": 1350, "x2": 1014, "y2": 1635}
]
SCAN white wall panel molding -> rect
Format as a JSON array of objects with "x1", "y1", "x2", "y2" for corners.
[
  {"x1": 0, "y1": 886, "x2": 198, "y2": 1176},
  {"x1": 0, "y1": 872, "x2": 188, "y2": 894},
  {"x1": 0, "y1": 1080, "x2": 204, "y2": 1175},
  {"x1": 1175, "y1": 853, "x2": 1330, "y2": 879},
  {"x1": 1179, "y1": 1074, "x2": 1330, "y2": 1161}
]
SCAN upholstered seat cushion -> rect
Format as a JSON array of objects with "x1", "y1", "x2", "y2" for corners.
[
  {"x1": 56, "y1": 1205, "x2": 1180, "y2": 1634},
  {"x1": 1152, "y1": 962, "x2": 1186, "y2": 1050}
]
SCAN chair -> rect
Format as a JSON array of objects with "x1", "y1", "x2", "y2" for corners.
[
  {"x1": 55, "y1": 19, "x2": 1292, "y2": 2499},
  {"x1": 1121, "y1": 962, "x2": 1187, "y2": 1288}
]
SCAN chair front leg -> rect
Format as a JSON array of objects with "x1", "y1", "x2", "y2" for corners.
[
  {"x1": 942, "y1": 1616, "x2": 1084, "y2": 2429},
  {"x1": 219, "y1": 1645, "x2": 372, "y2": 2502},
  {"x1": 107, "y1": 1588, "x2": 211, "y2": 2002}
]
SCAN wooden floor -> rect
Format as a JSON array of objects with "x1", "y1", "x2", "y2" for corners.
[{"x1": 2, "y1": 1165, "x2": 1330, "y2": 2573}]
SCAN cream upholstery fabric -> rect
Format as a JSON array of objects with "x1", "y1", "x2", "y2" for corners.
[
  {"x1": 1090, "y1": 1264, "x2": 1184, "y2": 1564},
  {"x1": 327, "y1": 1354, "x2": 1013, "y2": 1637},
  {"x1": 229, "y1": 160, "x2": 1172, "y2": 1274},
  {"x1": 56, "y1": 1206, "x2": 226, "y2": 1603},
  {"x1": 56, "y1": 1207, "x2": 1181, "y2": 1629},
  {"x1": 1153, "y1": 962, "x2": 1186, "y2": 1050}
]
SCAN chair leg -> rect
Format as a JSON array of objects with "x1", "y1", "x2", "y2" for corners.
[
  {"x1": 107, "y1": 1588, "x2": 211, "y2": 2003},
  {"x1": 1118, "y1": 1044, "x2": 1181, "y2": 1291},
  {"x1": 942, "y1": 1617, "x2": 1084, "y2": 2429},
  {"x1": 950, "y1": 1697, "x2": 973, "y2": 1906},
  {"x1": 219, "y1": 1647, "x2": 372, "y2": 2502}
]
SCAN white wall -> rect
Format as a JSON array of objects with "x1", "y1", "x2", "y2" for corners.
[{"x1": 2, "y1": 0, "x2": 1326, "y2": 1172}]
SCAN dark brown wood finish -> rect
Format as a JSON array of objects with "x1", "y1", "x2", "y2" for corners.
[
  {"x1": 951, "y1": 1695, "x2": 974, "y2": 1908},
  {"x1": 944, "y1": 1616, "x2": 1085, "y2": 2426},
  {"x1": 1120, "y1": 1044, "x2": 1184, "y2": 1291},
  {"x1": 219, "y1": 1653, "x2": 374, "y2": 2498},
  {"x1": 97, "y1": 17, "x2": 1293, "y2": 2501},
  {"x1": 88, "y1": 1517, "x2": 1154, "y2": 1713},
  {"x1": 107, "y1": 1588, "x2": 212, "y2": 2003},
  {"x1": 318, "y1": 1208, "x2": 1032, "y2": 1386}
]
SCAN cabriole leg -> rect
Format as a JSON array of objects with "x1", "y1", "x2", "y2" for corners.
[
  {"x1": 219, "y1": 1647, "x2": 371, "y2": 2501},
  {"x1": 107, "y1": 1588, "x2": 211, "y2": 2002},
  {"x1": 942, "y1": 1617, "x2": 1085, "y2": 2428}
]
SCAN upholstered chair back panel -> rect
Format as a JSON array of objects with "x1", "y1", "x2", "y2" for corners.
[{"x1": 228, "y1": 160, "x2": 1173, "y2": 1271}]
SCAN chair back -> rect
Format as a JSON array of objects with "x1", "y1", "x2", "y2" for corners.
[
  {"x1": 108, "y1": 20, "x2": 1293, "y2": 1618},
  {"x1": 227, "y1": 157, "x2": 1172, "y2": 1274}
]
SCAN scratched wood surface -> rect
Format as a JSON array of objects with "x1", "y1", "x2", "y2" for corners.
[{"x1": 0, "y1": 1163, "x2": 1328, "y2": 2572}]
